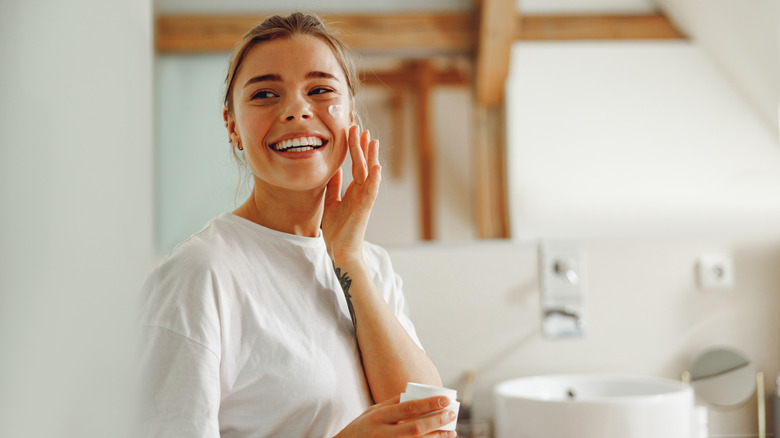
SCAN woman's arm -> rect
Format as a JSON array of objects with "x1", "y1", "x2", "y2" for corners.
[
  {"x1": 334, "y1": 255, "x2": 442, "y2": 401},
  {"x1": 322, "y1": 126, "x2": 442, "y2": 402}
]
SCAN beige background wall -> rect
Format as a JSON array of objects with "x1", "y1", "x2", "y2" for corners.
[{"x1": 388, "y1": 235, "x2": 780, "y2": 436}]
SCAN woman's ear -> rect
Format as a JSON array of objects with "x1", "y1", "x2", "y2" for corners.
[{"x1": 223, "y1": 107, "x2": 239, "y2": 144}]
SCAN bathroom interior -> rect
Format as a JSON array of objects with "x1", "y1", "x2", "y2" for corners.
[{"x1": 1, "y1": 0, "x2": 778, "y2": 437}]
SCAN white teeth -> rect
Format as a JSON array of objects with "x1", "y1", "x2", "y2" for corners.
[{"x1": 271, "y1": 136, "x2": 324, "y2": 151}]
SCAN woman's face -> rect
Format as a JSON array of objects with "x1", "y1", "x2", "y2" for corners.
[{"x1": 227, "y1": 34, "x2": 352, "y2": 194}]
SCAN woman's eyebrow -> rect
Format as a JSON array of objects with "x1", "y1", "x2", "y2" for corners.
[
  {"x1": 243, "y1": 71, "x2": 338, "y2": 88},
  {"x1": 243, "y1": 74, "x2": 281, "y2": 88},
  {"x1": 306, "y1": 71, "x2": 338, "y2": 81}
]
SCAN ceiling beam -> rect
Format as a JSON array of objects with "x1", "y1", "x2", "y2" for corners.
[
  {"x1": 155, "y1": 13, "x2": 685, "y2": 53},
  {"x1": 155, "y1": 13, "x2": 475, "y2": 53},
  {"x1": 517, "y1": 14, "x2": 686, "y2": 40},
  {"x1": 474, "y1": 0, "x2": 517, "y2": 107}
]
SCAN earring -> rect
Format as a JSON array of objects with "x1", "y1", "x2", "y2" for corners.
[{"x1": 236, "y1": 142, "x2": 243, "y2": 151}]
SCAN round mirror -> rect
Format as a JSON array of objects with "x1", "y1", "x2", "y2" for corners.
[{"x1": 689, "y1": 347, "x2": 756, "y2": 407}]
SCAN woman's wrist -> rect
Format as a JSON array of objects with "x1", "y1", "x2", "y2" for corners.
[{"x1": 328, "y1": 244, "x2": 365, "y2": 269}]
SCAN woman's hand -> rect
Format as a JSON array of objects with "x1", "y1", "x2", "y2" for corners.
[
  {"x1": 334, "y1": 395, "x2": 457, "y2": 438},
  {"x1": 322, "y1": 125, "x2": 381, "y2": 264}
]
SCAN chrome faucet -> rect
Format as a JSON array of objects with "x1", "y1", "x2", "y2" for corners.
[
  {"x1": 544, "y1": 307, "x2": 584, "y2": 328},
  {"x1": 539, "y1": 241, "x2": 586, "y2": 338},
  {"x1": 543, "y1": 306, "x2": 585, "y2": 337}
]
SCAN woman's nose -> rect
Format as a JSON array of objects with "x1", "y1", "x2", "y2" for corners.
[{"x1": 281, "y1": 95, "x2": 313, "y2": 121}]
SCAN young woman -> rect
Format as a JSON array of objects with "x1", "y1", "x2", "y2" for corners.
[{"x1": 137, "y1": 12, "x2": 455, "y2": 438}]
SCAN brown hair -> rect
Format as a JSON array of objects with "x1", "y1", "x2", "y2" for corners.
[{"x1": 223, "y1": 12, "x2": 360, "y2": 116}]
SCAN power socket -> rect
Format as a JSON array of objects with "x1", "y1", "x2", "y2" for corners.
[{"x1": 697, "y1": 253, "x2": 734, "y2": 291}]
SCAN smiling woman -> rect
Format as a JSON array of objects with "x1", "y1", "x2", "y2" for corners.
[
  {"x1": 137, "y1": 12, "x2": 453, "y2": 438},
  {"x1": 225, "y1": 34, "x2": 352, "y2": 203}
]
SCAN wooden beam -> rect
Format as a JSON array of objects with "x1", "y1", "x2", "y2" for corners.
[
  {"x1": 473, "y1": 105, "x2": 492, "y2": 239},
  {"x1": 413, "y1": 60, "x2": 436, "y2": 241},
  {"x1": 155, "y1": 13, "x2": 685, "y2": 53},
  {"x1": 517, "y1": 14, "x2": 685, "y2": 40},
  {"x1": 155, "y1": 13, "x2": 475, "y2": 53},
  {"x1": 388, "y1": 91, "x2": 406, "y2": 180},
  {"x1": 473, "y1": 104, "x2": 510, "y2": 239},
  {"x1": 474, "y1": 0, "x2": 516, "y2": 107}
]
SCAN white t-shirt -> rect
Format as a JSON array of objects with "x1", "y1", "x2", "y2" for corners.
[{"x1": 137, "y1": 213, "x2": 423, "y2": 438}]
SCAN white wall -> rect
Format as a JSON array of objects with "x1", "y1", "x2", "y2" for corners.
[
  {"x1": 388, "y1": 234, "x2": 780, "y2": 436},
  {"x1": 506, "y1": 41, "x2": 780, "y2": 240},
  {"x1": 0, "y1": 1, "x2": 154, "y2": 437},
  {"x1": 654, "y1": 0, "x2": 780, "y2": 135}
]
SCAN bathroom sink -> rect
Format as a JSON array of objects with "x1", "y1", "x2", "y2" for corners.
[{"x1": 494, "y1": 374, "x2": 694, "y2": 438}]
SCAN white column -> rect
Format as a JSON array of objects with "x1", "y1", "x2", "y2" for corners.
[{"x1": 0, "y1": 1, "x2": 154, "y2": 436}]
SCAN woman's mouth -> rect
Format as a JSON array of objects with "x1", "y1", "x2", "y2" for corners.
[{"x1": 270, "y1": 136, "x2": 326, "y2": 152}]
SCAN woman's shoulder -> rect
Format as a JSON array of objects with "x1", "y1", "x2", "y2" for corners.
[
  {"x1": 142, "y1": 215, "x2": 243, "y2": 300},
  {"x1": 138, "y1": 216, "x2": 238, "y2": 333},
  {"x1": 159, "y1": 214, "x2": 243, "y2": 268}
]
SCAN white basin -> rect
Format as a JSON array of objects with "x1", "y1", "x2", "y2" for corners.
[{"x1": 494, "y1": 374, "x2": 694, "y2": 438}]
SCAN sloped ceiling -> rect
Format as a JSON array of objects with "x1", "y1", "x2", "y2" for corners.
[
  {"x1": 652, "y1": 0, "x2": 779, "y2": 136},
  {"x1": 519, "y1": 0, "x2": 778, "y2": 136}
]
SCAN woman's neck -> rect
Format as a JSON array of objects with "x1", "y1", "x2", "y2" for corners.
[{"x1": 234, "y1": 184, "x2": 325, "y2": 238}]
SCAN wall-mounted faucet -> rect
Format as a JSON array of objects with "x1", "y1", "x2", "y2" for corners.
[
  {"x1": 544, "y1": 307, "x2": 583, "y2": 328},
  {"x1": 539, "y1": 241, "x2": 586, "y2": 338},
  {"x1": 554, "y1": 259, "x2": 580, "y2": 285}
]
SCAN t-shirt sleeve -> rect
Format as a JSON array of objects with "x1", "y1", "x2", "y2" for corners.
[
  {"x1": 137, "y1": 326, "x2": 221, "y2": 438},
  {"x1": 136, "y1": 250, "x2": 223, "y2": 438},
  {"x1": 364, "y1": 243, "x2": 424, "y2": 351},
  {"x1": 389, "y1": 271, "x2": 425, "y2": 351}
]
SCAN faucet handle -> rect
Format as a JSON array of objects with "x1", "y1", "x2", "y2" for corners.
[{"x1": 554, "y1": 258, "x2": 579, "y2": 285}]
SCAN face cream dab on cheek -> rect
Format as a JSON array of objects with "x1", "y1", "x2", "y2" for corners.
[{"x1": 328, "y1": 104, "x2": 344, "y2": 121}]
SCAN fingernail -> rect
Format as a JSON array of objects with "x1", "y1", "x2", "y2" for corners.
[
  {"x1": 439, "y1": 397, "x2": 450, "y2": 407},
  {"x1": 447, "y1": 410, "x2": 456, "y2": 420}
]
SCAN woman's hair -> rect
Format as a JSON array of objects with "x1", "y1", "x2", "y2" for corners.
[{"x1": 223, "y1": 12, "x2": 360, "y2": 116}]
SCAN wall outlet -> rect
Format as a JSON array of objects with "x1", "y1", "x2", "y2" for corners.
[{"x1": 697, "y1": 253, "x2": 734, "y2": 290}]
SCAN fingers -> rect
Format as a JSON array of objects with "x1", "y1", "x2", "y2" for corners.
[
  {"x1": 325, "y1": 168, "x2": 343, "y2": 206},
  {"x1": 396, "y1": 406, "x2": 456, "y2": 437},
  {"x1": 360, "y1": 129, "x2": 371, "y2": 160},
  {"x1": 367, "y1": 139, "x2": 381, "y2": 184},
  {"x1": 398, "y1": 413, "x2": 456, "y2": 436},
  {"x1": 360, "y1": 144, "x2": 382, "y2": 211},
  {"x1": 347, "y1": 125, "x2": 382, "y2": 186},
  {"x1": 367, "y1": 136, "x2": 380, "y2": 170},
  {"x1": 382, "y1": 396, "x2": 451, "y2": 425},
  {"x1": 347, "y1": 125, "x2": 367, "y2": 183},
  {"x1": 342, "y1": 396, "x2": 456, "y2": 438}
]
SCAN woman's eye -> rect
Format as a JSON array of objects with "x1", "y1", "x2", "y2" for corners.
[
  {"x1": 309, "y1": 87, "x2": 334, "y2": 96},
  {"x1": 251, "y1": 90, "x2": 277, "y2": 99}
]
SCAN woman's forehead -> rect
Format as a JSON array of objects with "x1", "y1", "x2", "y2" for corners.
[{"x1": 238, "y1": 34, "x2": 346, "y2": 84}]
